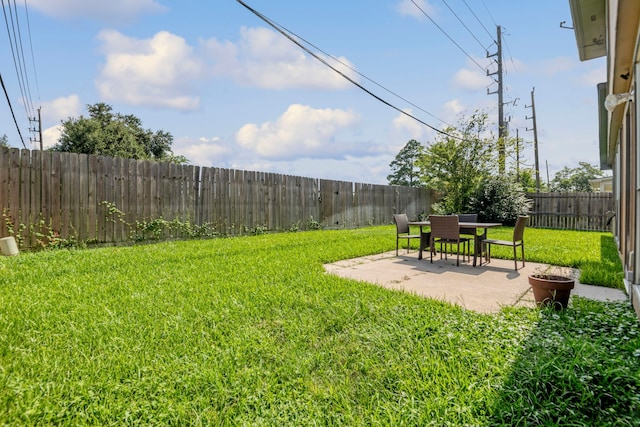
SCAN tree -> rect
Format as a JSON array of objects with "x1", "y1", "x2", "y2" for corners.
[
  {"x1": 51, "y1": 103, "x2": 188, "y2": 164},
  {"x1": 469, "y1": 176, "x2": 531, "y2": 225},
  {"x1": 0, "y1": 134, "x2": 8, "y2": 148},
  {"x1": 417, "y1": 111, "x2": 496, "y2": 213},
  {"x1": 511, "y1": 168, "x2": 542, "y2": 193},
  {"x1": 550, "y1": 162, "x2": 604, "y2": 192},
  {"x1": 387, "y1": 139, "x2": 424, "y2": 187}
]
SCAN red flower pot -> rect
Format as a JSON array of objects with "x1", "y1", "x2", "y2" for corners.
[{"x1": 528, "y1": 274, "x2": 575, "y2": 310}]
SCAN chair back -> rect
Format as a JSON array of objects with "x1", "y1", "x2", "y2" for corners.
[
  {"x1": 513, "y1": 215, "x2": 529, "y2": 242},
  {"x1": 393, "y1": 214, "x2": 410, "y2": 235},
  {"x1": 458, "y1": 213, "x2": 478, "y2": 235},
  {"x1": 429, "y1": 215, "x2": 459, "y2": 240}
]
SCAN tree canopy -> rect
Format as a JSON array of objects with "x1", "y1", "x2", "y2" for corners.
[
  {"x1": 417, "y1": 111, "x2": 496, "y2": 213},
  {"x1": 550, "y1": 162, "x2": 604, "y2": 192},
  {"x1": 51, "y1": 103, "x2": 188, "y2": 164},
  {"x1": 387, "y1": 139, "x2": 424, "y2": 187}
]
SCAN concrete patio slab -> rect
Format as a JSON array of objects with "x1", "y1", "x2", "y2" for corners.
[{"x1": 324, "y1": 251, "x2": 628, "y2": 314}]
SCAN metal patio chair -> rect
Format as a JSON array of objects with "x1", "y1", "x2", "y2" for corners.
[
  {"x1": 393, "y1": 213, "x2": 421, "y2": 256},
  {"x1": 482, "y1": 215, "x2": 529, "y2": 270}
]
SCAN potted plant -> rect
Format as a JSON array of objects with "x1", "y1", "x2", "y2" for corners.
[{"x1": 528, "y1": 266, "x2": 575, "y2": 310}]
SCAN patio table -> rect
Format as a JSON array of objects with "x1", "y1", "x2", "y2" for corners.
[{"x1": 408, "y1": 221, "x2": 502, "y2": 266}]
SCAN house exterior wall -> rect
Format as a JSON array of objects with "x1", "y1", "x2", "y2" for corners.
[{"x1": 569, "y1": 0, "x2": 640, "y2": 317}]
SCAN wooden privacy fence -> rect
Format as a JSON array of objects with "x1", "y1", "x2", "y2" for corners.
[
  {"x1": 0, "y1": 148, "x2": 435, "y2": 249},
  {"x1": 526, "y1": 192, "x2": 614, "y2": 231}
]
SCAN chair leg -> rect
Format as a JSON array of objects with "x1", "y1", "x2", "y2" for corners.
[
  {"x1": 521, "y1": 244, "x2": 525, "y2": 268},
  {"x1": 513, "y1": 245, "x2": 518, "y2": 270},
  {"x1": 396, "y1": 238, "x2": 399, "y2": 256},
  {"x1": 430, "y1": 236, "x2": 434, "y2": 263}
]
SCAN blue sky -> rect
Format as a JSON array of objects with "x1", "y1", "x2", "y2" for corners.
[{"x1": 0, "y1": 0, "x2": 606, "y2": 185}]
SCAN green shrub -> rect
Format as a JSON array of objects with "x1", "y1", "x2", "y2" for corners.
[{"x1": 469, "y1": 176, "x2": 532, "y2": 226}]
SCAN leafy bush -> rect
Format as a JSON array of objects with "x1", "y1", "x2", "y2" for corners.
[{"x1": 469, "y1": 176, "x2": 531, "y2": 226}]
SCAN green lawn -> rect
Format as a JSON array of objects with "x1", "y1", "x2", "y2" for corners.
[
  {"x1": 0, "y1": 226, "x2": 637, "y2": 425},
  {"x1": 458, "y1": 225, "x2": 624, "y2": 289}
]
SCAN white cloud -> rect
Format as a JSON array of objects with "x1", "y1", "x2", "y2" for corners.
[
  {"x1": 37, "y1": 95, "x2": 82, "y2": 149},
  {"x1": 28, "y1": 0, "x2": 166, "y2": 23},
  {"x1": 94, "y1": 26, "x2": 357, "y2": 111},
  {"x1": 537, "y1": 56, "x2": 576, "y2": 76},
  {"x1": 582, "y1": 65, "x2": 607, "y2": 86},
  {"x1": 235, "y1": 104, "x2": 362, "y2": 160},
  {"x1": 203, "y1": 27, "x2": 356, "y2": 90},
  {"x1": 397, "y1": 0, "x2": 435, "y2": 20},
  {"x1": 172, "y1": 136, "x2": 231, "y2": 167},
  {"x1": 40, "y1": 94, "x2": 82, "y2": 125},
  {"x1": 392, "y1": 109, "x2": 425, "y2": 140},
  {"x1": 96, "y1": 30, "x2": 207, "y2": 110},
  {"x1": 443, "y1": 99, "x2": 467, "y2": 119},
  {"x1": 42, "y1": 125, "x2": 62, "y2": 149},
  {"x1": 453, "y1": 68, "x2": 492, "y2": 90}
]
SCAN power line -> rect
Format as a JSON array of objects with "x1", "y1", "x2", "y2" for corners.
[
  {"x1": 2, "y1": 0, "x2": 33, "y2": 119},
  {"x1": 441, "y1": 0, "x2": 491, "y2": 51},
  {"x1": 480, "y1": 0, "x2": 498, "y2": 30},
  {"x1": 236, "y1": 0, "x2": 466, "y2": 140},
  {"x1": 11, "y1": 0, "x2": 35, "y2": 114},
  {"x1": 260, "y1": 16, "x2": 451, "y2": 128},
  {"x1": 500, "y1": 27, "x2": 519, "y2": 75},
  {"x1": 22, "y1": 0, "x2": 40, "y2": 101},
  {"x1": 463, "y1": 0, "x2": 495, "y2": 42},
  {"x1": 410, "y1": 0, "x2": 487, "y2": 74},
  {"x1": 0, "y1": 72, "x2": 26, "y2": 148}
]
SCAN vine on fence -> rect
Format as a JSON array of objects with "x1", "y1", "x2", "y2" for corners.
[
  {"x1": 2, "y1": 203, "x2": 220, "y2": 251},
  {"x1": 2, "y1": 209, "x2": 78, "y2": 250},
  {"x1": 101, "y1": 201, "x2": 219, "y2": 242},
  {"x1": 2, "y1": 203, "x2": 326, "y2": 252}
]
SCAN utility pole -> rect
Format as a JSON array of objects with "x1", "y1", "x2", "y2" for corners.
[
  {"x1": 487, "y1": 25, "x2": 505, "y2": 174},
  {"x1": 515, "y1": 128, "x2": 520, "y2": 182},
  {"x1": 526, "y1": 88, "x2": 541, "y2": 191},
  {"x1": 29, "y1": 107, "x2": 42, "y2": 150},
  {"x1": 546, "y1": 159, "x2": 550, "y2": 187}
]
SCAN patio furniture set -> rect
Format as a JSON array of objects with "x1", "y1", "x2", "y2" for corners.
[{"x1": 393, "y1": 213, "x2": 529, "y2": 270}]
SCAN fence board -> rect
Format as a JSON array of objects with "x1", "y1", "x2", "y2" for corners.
[
  {"x1": 69, "y1": 153, "x2": 81, "y2": 242},
  {"x1": 104, "y1": 156, "x2": 115, "y2": 243},
  {"x1": 87, "y1": 155, "x2": 98, "y2": 241},
  {"x1": 30, "y1": 151, "x2": 42, "y2": 247},
  {"x1": 123, "y1": 158, "x2": 136, "y2": 239},
  {"x1": 59, "y1": 152, "x2": 71, "y2": 239},
  {"x1": 49, "y1": 152, "x2": 62, "y2": 236},
  {"x1": 6, "y1": 149, "x2": 21, "y2": 242},
  {"x1": 0, "y1": 147, "x2": 10, "y2": 237},
  {"x1": 95, "y1": 155, "x2": 107, "y2": 243},
  {"x1": 114, "y1": 157, "x2": 127, "y2": 242},
  {"x1": 77, "y1": 154, "x2": 89, "y2": 241},
  {"x1": 199, "y1": 166, "x2": 211, "y2": 227},
  {"x1": 19, "y1": 150, "x2": 31, "y2": 245}
]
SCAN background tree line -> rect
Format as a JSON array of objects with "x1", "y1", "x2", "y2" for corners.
[
  {"x1": 387, "y1": 111, "x2": 608, "y2": 224},
  {"x1": 1, "y1": 102, "x2": 188, "y2": 164}
]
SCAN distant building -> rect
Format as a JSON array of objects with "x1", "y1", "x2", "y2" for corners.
[{"x1": 589, "y1": 176, "x2": 613, "y2": 192}]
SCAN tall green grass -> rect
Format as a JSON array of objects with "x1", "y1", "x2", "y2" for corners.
[{"x1": 0, "y1": 227, "x2": 636, "y2": 425}]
